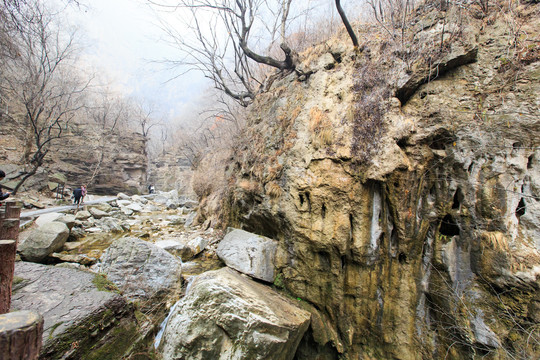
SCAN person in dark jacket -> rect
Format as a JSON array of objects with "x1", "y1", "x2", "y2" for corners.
[
  {"x1": 0, "y1": 170, "x2": 11, "y2": 202},
  {"x1": 73, "y1": 187, "x2": 83, "y2": 208}
]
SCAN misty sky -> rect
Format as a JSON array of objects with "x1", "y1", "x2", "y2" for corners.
[
  {"x1": 61, "y1": 0, "x2": 360, "y2": 123},
  {"x1": 65, "y1": 0, "x2": 209, "y2": 120}
]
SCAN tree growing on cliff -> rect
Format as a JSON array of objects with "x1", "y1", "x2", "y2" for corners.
[
  {"x1": 148, "y1": 0, "x2": 299, "y2": 106},
  {"x1": 335, "y1": 0, "x2": 358, "y2": 47},
  {"x1": 0, "y1": 1, "x2": 90, "y2": 194}
]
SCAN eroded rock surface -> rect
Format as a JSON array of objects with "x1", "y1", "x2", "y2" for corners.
[
  {"x1": 197, "y1": 3, "x2": 540, "y2": 359},
  {"x1": 94, "y1": 237, "x2": 182, "y2": 300},
  {"x1": 160, "y1": 268, "x2": 310, "y2": 360},
  {"x1": 217, "y1": 228, "x2": 277, "y2": 282},
  {"x1": 11, "y1": 262, "x2": 136, "y2": 360}
]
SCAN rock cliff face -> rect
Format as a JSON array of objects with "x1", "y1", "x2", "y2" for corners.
[
  {"x1": 147, "y1": 151, "x2": 194, "y2": 195},
  {"x1": 202, "y1": 3, "x2": 540, "y2": 359},
  {"x1": 0, "y1": 119, "x2": 147, "y2": 194},
  {"x1": 45, "y1": 125, "x2": 148, "y2": 194}
]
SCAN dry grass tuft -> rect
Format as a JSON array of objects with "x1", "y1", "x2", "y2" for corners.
[
  {"x1": 265, "y1": 181, "x2": 283, "y2": 199},
  {"x1": 481, "y1": 231, "x2": 509, "y2": 252},
  {"x1": 238, "y1": 179, "x2": 261, "y2": 194},
  {"x1": 309, "y1": 106, "x2": 333, "y2": 149}
]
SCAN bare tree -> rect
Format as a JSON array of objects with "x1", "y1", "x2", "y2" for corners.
[
  {"x1": 1, "y1": 1, "x2": 90, "y2": 194},
  {"x1": 149, "y1": 0, "x2": 299, "y2": 106},
  {"x1": 129, "y1": 99, "x2": 162, "y2": 147},
  {"x1": 88, "y1": 90, "x2": 129, "y2": 134},
  {"x1": 83, "y1": 90, "x2": 131, "y2": 186},
  {"x1": 335, "y1": 0, "x2": 358, "y2": 48}
]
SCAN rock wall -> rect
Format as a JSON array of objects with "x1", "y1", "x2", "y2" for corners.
[
  {"x1": 0, "y1": 119, "x2": 148, "y2": 195},
  {"x1": 203, "y1": 3, "x2": 540, "y2": 359},
  {"x1": 147, "y1": 151, "x2": 194, "y2": 196},
  {"x1": 48, "y1": 127, "x2": 148, "y2": 194}
]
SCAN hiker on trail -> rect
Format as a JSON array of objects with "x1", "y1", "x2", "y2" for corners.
[
  {"x1": 148, "y1": 184, "x2": 155, "y2": 194},
  {"x1": 73, "y1": 187, "x2": 83, "y2": 208},
  {"x1": 0, "y1": 170, "x2": 11, "y2": 202},
  {"x1": 81, "y1": 185, "x2": 87, "y2": 204}
]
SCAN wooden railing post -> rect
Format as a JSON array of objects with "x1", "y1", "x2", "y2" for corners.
[
  {"x1": 0, "y1": 202, "x2": 42, "y2": 360},
  {"x1": 0, "y1": 201, "x2": 21, "y2": 314},
  {"x1": 0, "y1": 311, "x2": 43, "y2": 360}
]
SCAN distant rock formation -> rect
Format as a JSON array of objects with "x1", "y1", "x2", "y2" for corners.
[
  {"x1": 147, "y1": 150, "x2": 194, "y2": 196},
  {"x1": 0, "y1": 120, "x2": 148, "y2": 194}
]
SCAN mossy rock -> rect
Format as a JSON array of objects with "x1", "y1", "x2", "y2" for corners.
[{"x1": 40, "y1": 297, "x2": 138, "y2": 360}]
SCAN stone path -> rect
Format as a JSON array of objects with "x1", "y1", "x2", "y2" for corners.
[{"x1": 19, "y1": 195, "x2": 153, "y2": 227}]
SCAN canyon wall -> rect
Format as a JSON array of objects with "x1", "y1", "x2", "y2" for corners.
[
  {"x1": 201, "y1": 3, "x2": 540, "y2": 359},
  {"x1": 147, "y1": 151, "x2": 195, "y2": 196},
  {"x1": 0, "y1": 120, "x2": 147, "y2": 195}
]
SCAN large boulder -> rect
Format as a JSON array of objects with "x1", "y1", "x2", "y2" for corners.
[
  {"x1": 154, "y1": 239, "x2": 187, "y2": 257},
  {"x1": 131, "y1": 195, "x2": 148, "y2": 204},
  {"x1": 56, "y1": 214, "x2": 76, "y2": 230},
  {"x1": 153, "y1": 195, "x2": 168, "y2": 204},
  {"x1": 94, "y1": 237, "x2": 182, "y2": 300},
  {"x1": 34, "y1": 213, "x2": 76, "y2": 230},
  {"x1": 74, "y1": 210, "x2": 92, "y2": 220},
  {"x1": 117, "y1": 192, "x2": 130, "y2": 200},
  {"x1": 116, "y1": 199, "x2": 132, "y2": 207},
  {"x1": 11, "y1": 262, "x2": 137, "y2": 360},
  {"x1": 93, "y1": 202, "x2": 113, "y2": 213},
  {"x1": 96, "y1": 217, "x2": 126, "y2": 233},
  {"x1": 18, "y1": 222, "x2": 70, "y2": 263},
  {"x1": 88, "y1": 207, "x2": 109, "y2": 219},
  {"x1": 217, "y1": 228, "x2": 278, "y2": 282},
  {"x1": 125, "y1": 202, "x2": 144, "y2": 212},
  {"x1": 160, "y1": 268, "x2": 311, "y2": 360},
  {"x1": 34, "y1": 212, "x2": 63, "y2": 227}
]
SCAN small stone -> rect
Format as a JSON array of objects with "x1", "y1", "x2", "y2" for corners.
[
  {"x1": 117, "y1": 192, "x2": 130, "y2": 200},
  {"x1": 74, "y1": 210, "x2": 92, "y2": 220}
]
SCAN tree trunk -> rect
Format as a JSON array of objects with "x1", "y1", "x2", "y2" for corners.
[
  {"x1": 0, "y1": 310, "x2": 43, "y2": 360},
  {"x1": 12, "y1": 163, "x2": 39, "y2": 195},
  {"x1": 335, "y1": 0, "x2": 359, "y2": 48}
]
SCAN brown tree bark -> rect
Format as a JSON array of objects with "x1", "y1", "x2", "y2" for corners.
[
  {"x1": 0, "y1": 310, "x2": 43, "y2": 360},
  {"x1": 0, "y1": 202, "x2": 21, "y2": 314},
  {"x1": 0, "y1": 240, "x2": 17, "y2": 314},
  {"x1": 335, "y1": 0, "x2": 359, "y2": 48}
]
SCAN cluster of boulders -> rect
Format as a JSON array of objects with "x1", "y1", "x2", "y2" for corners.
[
  {"x1": 155, "y1": 228, "x2": 313, "y2": 360},
  {"x1": 12, "y1": 190, "x2": 207, "y2": 358},
  {"x1": 13, "y1": 191, "x2": 312, "y2": 360},
  {"x1": 17, "y1": 190, "x2": 199, "y2": 266}
]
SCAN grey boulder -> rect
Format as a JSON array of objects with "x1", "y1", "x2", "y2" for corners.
[
  {"x1": 88, "y1": 207, "x2": 109, "y2": 219},
  {"x1": 34, "y1": 212, "x2": 63, "y2": 227},
  {"x1": 160, "y1": 268, "x2": 311, "y2": 360},
  {"x1": 74, "y1": 210, "x2": 92, "y2": 220},
  {"x1": 18, "y1": 221, "x2": 70, "y2": 263},
  {"x1": 34, "y1": 212, "x2": 76, "y2": 230},
  {"x1": 217, "y1": 228, "x2": 278, "y2": 282},
  {"x1": 94, "y1": 237, "x2": 182, "y2": 300},
  {"x1": 11, "y1": 262, "x2": 136, "y2": 360}
]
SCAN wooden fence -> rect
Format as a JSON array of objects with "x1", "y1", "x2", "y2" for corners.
[{"x1": 0, "y1": 201, "x2": 43, "y2": 359}]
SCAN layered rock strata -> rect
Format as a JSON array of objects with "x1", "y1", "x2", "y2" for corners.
[{"x1": 201, "y1": 3, "x2": 540, "y2": 359}]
